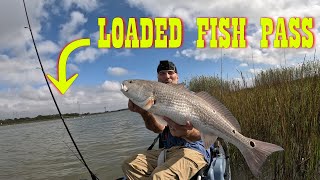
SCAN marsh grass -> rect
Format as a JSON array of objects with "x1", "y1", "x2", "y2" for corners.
[{"x1": 189, "y1": 60, "x2": 320, "y2": 179}]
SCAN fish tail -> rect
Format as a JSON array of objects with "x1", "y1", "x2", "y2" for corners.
[{"x1": 240, "y1": 139, "x2": 284, "y2": 177}]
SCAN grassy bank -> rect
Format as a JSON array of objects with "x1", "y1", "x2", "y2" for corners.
[{"x1": 188, "y1": 60, "x2": 320, "y2": 179}]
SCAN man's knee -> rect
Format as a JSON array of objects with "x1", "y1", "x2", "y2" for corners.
[
  {"x1": 122, "y1": 152, "x2": 157, "y2": 179},
  {"x1": 151, "y1": 167, "x2": 177, "y2": 180},
  {"x1": 151, "y1": 172, "x2": 166, "y2": 180}
]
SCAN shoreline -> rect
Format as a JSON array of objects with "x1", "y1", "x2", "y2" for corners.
[{"x1": 0, "y1": 108, "x2": 128, "y2": 126}]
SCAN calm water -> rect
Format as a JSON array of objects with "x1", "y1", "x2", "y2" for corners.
[{"x1": 0, "y1": 110, "x2": 156, "y2": 180}]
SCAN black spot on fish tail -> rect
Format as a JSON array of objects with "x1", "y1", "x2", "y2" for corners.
[{"x1": 250, "y1": 141, "x2": 255, "y2": 147}]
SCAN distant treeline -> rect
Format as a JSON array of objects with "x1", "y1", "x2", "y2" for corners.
[
  {"x1": 0, "y1": 108, "x2": 128, "y2": 126},
  {"x1": 188, "y1": 59, "x2": 320, "y2": 179},
  {"x1": 0, "y1": 113, "x2": 81, "y2": 126}
]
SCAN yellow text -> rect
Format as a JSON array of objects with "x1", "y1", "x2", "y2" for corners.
[
  {"x1": 196, "y1": 17, "x2": 247, "y2": 48},
  {"x1": 260, "y1": 17, "x2": 314, "y2": 48},
  {"x1": 98, "y1": 17, "x2": 183, "y2": 48}
]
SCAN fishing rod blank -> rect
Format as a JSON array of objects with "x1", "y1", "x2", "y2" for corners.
[{"x1": 22, "y1": 0, "x2": 99, "y2": 179}]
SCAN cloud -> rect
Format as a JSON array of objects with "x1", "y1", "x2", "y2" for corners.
[
  {"x1": 89, "y1": 31, "x2": 100, "y2": 45},
  {"x1": 126, "y1": 0, "x2": 320, "y2": 27},
  {"x1": 179, "y1": 27, "x2": 318, "y2": 65},
  {"x1": 114, "y1": 49, "x2": 133, "y2": 57},
  {"x1": 61, "y1": 0, "x2": 99, "y2": 12},
  {"x1": 126, "y1": 0, "x2": 320, "y2": 66},
  {"x1": 59, "y1": 11, "x2": 88, "y2": 44},
  {"x1": 0, "y1": 82, "x2": 128, "y2": 120},
  {"x1": 74, "y1": 47, "x2": 108, "y2": 63},
  {"x1": 0, "y1": 1, "x2": 128, "y2": 120},
  {"x1": 0, "y1": 55, "x2": 56, "y2": 87},
  {"x1": 248, "y1": 68, "x2": 263, "y2": 75},
  {"x1": 19, "y1": 85, "x2": 53, "y2": 101},
  {"x1": 0, "y1": 1, "x2": 62, "y2": 90},
  {"x1": 239, "y1": 63, "x2": 248, "y2": 67},
  {"x1": 67, "y1": 63, "x2": 80, "y2": 72},
  {"x1": 101, "y1": 80, "x2": 121, "y2": 91},
  {"x1": 37, "y1": 40, "x2": 60, "y2": 55},
  {"x1": 0, "y1": 0, "x2": 52, "y2": 52},
  {"x1": 107, "y1": 67, "x2": 129, "y2": 76}
]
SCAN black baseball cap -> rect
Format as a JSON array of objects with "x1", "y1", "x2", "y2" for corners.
[{"x1": 157, "y1": 60, "x2": 178, "y2": 73}]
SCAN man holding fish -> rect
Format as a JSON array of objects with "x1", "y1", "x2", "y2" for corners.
[
  {"x1": 122, "y1": 60, "x2": 210, "y2": 179},
  {"x1": 121, "y1": 60, "x2": 283, "y2": 179}
]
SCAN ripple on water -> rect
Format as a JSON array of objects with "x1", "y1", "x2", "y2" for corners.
[{"x1": 0, "y1": 110, "x2": 157, "y2": 180}]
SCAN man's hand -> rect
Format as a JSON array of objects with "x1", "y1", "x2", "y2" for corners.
[
  {"x1": 128, "y1": 100, "x2": 165, "y2": 133},
  {"x1": 128, "y1": 100, "x2": 146, "y2": 114},
  {"x1": 163, "y1": 117, "x2": 199, "y2": 141}
]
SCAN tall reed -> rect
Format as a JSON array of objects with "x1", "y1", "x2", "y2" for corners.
[{"x1": 189, "y1": 60, "x2": 320, "y2": 179}]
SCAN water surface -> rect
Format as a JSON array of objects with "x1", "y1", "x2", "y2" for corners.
[{"x1": 0, "y1": 110, "x2": 156, "y2": 180}]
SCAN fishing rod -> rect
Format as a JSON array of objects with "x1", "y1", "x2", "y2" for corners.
[{"x1": 22, "y1": 0, "x2": 99, "y2": 179}]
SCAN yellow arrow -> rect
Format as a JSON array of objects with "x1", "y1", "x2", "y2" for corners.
[{"x1": 47, "y1": 38, "x2": 90, "y2": 95}]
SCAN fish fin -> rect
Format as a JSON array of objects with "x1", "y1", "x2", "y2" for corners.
[
  {"x1": 196, "y1": 91, "x2": 241, "y2": 132},
  {"x1": 240, "y1": 138, "x2": 284, "y2": 177},
  {"x1": 201, "y1": 132, "x2": 218, "y2": 149},
  {"x1": 153, "y1": 114, "x2": 168, "y2": 126},
  {"x1": 142, "y1": 97, "x2": 155, "y2": 110}
]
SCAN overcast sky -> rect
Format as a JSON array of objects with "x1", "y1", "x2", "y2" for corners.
[{"x1": 1, "y1": 0, "x2": 320, "y2": 119}]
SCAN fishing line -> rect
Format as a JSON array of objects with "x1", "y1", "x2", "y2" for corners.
[
  {"x1": 22, "y1": 0, "x2": 99, "y2": 179},
  {"x1": 63, "y1": 140, "x2": 85, "y2": 166}
]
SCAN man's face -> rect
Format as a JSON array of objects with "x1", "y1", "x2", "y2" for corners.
[{"x1": 157, "y1": 70, "x2": 179, "y2": 84}]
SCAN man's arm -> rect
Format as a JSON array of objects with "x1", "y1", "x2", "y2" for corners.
[{"x1": 128, "y1": 100, "x2": 165, "y2": 133}]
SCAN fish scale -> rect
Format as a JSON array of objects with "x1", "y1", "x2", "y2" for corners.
[{"x1": 121, "y1": 79, "x2": 284, "y2": 178}]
